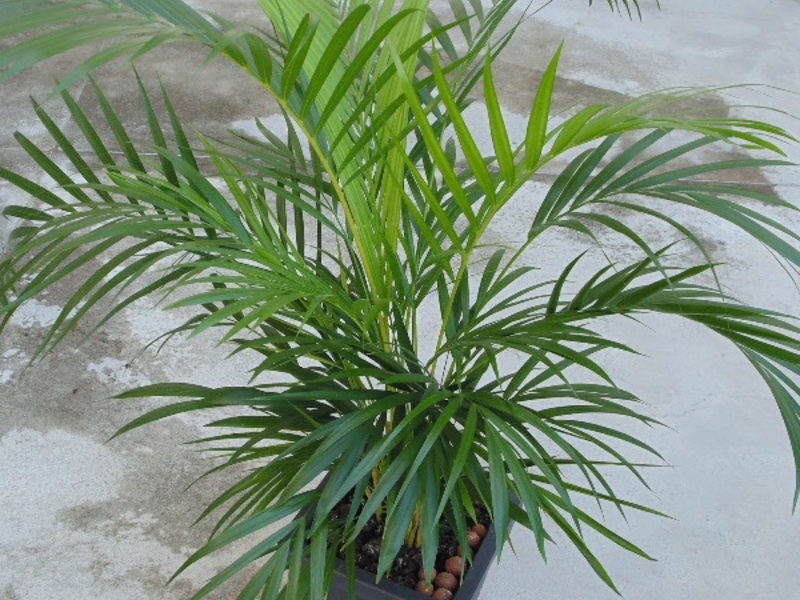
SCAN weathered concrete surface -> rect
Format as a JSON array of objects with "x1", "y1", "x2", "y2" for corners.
[{"x1": 1, "y1": 1, "x2": 799, "y2": 599}]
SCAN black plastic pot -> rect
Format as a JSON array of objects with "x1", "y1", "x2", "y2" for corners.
[
  {"x1": 326, "y1": 521, "x2": 500, "y2": 600},
  {"x1": 303, "y1": 474, "x2": 505, "y2": 600}
]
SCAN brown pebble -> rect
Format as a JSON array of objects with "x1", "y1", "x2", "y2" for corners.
[
  {"x1": 444, "y1": 555, "x2": 463, "y2": 577},
  {"x1": 431, "y1": 589, "x2": 454, "y2": 600},
  {"x1": 418, "y1": 567, "x2": 437, "y2": 582},
  {"x1": 466, "y1": 531, "x2": 481, "y2": 550},
  {"x1": 471, "y1": 523, "x2": 488, "y2": 539},
  {"x1": 415, "y1": 580, "x2": 434, "y2": 596},
  {"x1": 434, "y1": 571, "x2": 458, "y2": 591}
]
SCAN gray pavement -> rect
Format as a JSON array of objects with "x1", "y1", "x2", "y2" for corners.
[{"x1": 1, "y1": 1, "x2": 800, "y2": 599}]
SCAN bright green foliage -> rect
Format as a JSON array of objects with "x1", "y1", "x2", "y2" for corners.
[{"x1": 0, "y1": 0, "x2": 797, "y2": 598}]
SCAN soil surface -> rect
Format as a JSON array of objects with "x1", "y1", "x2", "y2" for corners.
[{"x1": 330, "y1": 495, "x2": 492, "y2": 593}]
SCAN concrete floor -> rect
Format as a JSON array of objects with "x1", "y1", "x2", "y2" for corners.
[{"x1": 1, "y1": 1, "x2": 799, "y2": 599}]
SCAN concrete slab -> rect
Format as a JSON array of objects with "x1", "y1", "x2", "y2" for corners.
[{"x1": 1, "y1": 1, "x2": 799, "y2": 599}]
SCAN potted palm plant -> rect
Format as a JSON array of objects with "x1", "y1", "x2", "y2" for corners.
[{"x1": 1, "y1": 0, "x2": 798, "y2": 598}]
